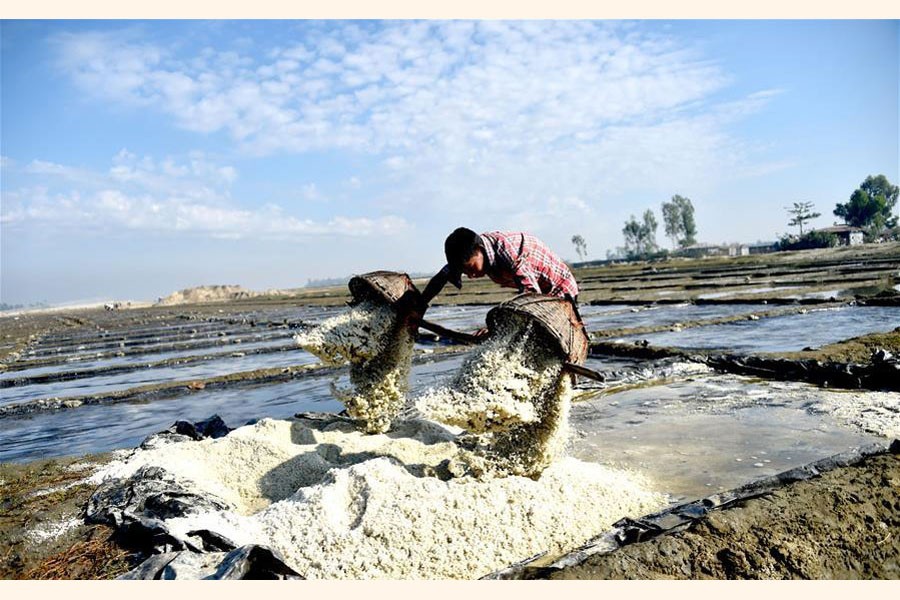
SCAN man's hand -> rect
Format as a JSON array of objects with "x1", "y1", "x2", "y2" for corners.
[{"x1": 395, "y1": 290, "x2": 426, "y2": 335}]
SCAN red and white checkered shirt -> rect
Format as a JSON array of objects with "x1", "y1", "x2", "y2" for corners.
[{"x1": 443, "y1": 231, "x2": 578, "y2": 298}]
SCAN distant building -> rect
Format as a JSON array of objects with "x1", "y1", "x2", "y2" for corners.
[
  {"x1": 675, "y1": 241, "x2": 777, "y2": 258},
  {"x1": 746, "y1": 241, "x2": 779, "y2": 255},
  {"x1": 815, "y1": 225, "x2": 865, "y2": 246},
  {"x1": 675, "y1": 243, "x2": 728, "y2": 258},
  {"x1": 726, "y1": 244, "x2": 750, "y2": 257}
]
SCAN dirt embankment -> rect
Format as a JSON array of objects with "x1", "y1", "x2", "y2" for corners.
[
  {"x1": 156, "y1": 285, "x2": 298, "y2": 306},
  {"x1": 548, "y1": 453, "x2": 900, "y2": 579}
]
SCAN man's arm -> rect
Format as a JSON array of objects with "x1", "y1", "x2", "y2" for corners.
[{"x1": 420, "y1": 266, "x2": 452, "y2": 308}]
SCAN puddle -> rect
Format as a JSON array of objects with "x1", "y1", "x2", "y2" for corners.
[
  {"x1": 569, "y1": 375, "x2": 886, "y2": 503},
  {"x1": 619, "y1": 306, "x2": 900, "y2": 352},
  {"x1": 422, "y1": 305, "x2": 492, "y2": 333},
  {"x1": 788, "y1": 289, "x2": 844, "y2": 301}
]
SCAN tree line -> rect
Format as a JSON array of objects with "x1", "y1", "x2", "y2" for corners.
[
  {"x1": 781, "y1": 174, "x2": 898, "y2": 250},
  {"x1": 570, "y1": 173, "x2": 897, "y2": 262}
]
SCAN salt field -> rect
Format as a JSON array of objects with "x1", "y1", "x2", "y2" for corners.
[
  {"x1": 2, "y1": 303, "x2": 897, "y2": 463},
  {"x1": 617, "y1": 305, "x2": 900, "y2": 352},
  {"x1": 1, "y1": 291, "x2": 898, "y2": 579}
]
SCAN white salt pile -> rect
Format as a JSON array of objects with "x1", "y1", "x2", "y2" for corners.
[
  {"x1": 92, "y1": 417, "x2": 667, "y2": 579},
  {"x1": 294, "y1": 300, "x2": 414, "y2": 433},
  {"x1": 416, "y1": 314, "x2": 572, "y2": 478}
]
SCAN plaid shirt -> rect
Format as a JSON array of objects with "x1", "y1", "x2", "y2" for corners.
[{"x1": 443, "y1": 231, "x2": 578, "y2": 298}]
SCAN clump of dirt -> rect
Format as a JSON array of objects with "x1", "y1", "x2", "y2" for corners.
[
  {"x1": 0, "y1": 455, "x2": 136, "y2": 579},
  {"x1": 547, "y1": 453, "x2": 900, "y2": 579}
]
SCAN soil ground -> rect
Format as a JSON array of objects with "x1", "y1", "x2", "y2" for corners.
[
  {"x1": 0, "y1": 454, "x2": 137, "y2": 579},
  {"x1": 547, "y1": 453, "x2": 900, "y2": 579}
]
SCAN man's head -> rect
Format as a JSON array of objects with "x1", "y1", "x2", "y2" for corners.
[{"x1": 445, "y1": 227, "x2": 486, "y2": 285}]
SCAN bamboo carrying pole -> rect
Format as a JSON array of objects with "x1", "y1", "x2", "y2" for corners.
[{"x1": 418, "y1": 319, "x2": 605, "y2": 383}]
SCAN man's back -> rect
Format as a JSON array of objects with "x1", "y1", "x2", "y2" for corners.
[{"x1": 480, "y1": 231, "x2": 578, "y2": 298}]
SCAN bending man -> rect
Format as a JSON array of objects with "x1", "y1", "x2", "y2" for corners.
[{"x1": 413, "y1": 228, "x2": 580, "y2": 337}]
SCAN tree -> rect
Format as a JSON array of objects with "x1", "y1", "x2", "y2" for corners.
[
  {"x1": 834, "y1": 174, "x2": 899, "y2": 233},
  {"x1": 786, "y1": 201, "x2": 821, "y2": 235},
  {"x1": 571, "y1": 234, "x2": 588, "y2": 261},
  {"x1": 622, "y1": 209, "x2": 659, "y2": 259},
  {"x1": 661, "y1": 194, "x2": 697, "y2": 248}
]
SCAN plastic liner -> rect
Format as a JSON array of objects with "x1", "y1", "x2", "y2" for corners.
[
  {"x1": 483, "y1": 438, "x2": 900, "y2": 579},
  {"x1": 704, "y1": 353, "x2": 900, "y2": 392},
  {"x1": 117, "y1": 545, "x2": 302, "y2": 580},
  {"x1": 87, "y1": 415, "x2": 301, "y2": 579},
  {"x1": 589, "y1": 342, "x2": 900, "y2": 392}
]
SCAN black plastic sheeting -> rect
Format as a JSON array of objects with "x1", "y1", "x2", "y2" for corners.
[
  {"x1": 589, "y1": 341, "x2": 900, "y2": 392},
  {"x1": 86, "y1": 415, "x2": 301, "y2": 580},
  {"x1": 118, "y1": 545, "x2": 302, "y2": 580},
  {"x1": 483, "y1": 438, "x2": 900, "y2": 579}
]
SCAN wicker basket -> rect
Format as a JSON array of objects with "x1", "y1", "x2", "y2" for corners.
[
  {"x1": 486, "y1": 294, "x2": 588, "y2": 365},
  {"x1": 348, "y1": 271, "x2": 420, "y2": 307}
]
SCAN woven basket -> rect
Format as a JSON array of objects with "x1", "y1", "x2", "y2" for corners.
[
  {"x1": 348, "y1": 271, "x2": 420, "y2": 307},
  {"x1": 486, "y1": 294, "x2": 588, "y2": 365}
]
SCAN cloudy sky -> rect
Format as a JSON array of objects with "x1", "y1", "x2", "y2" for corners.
[{"x1": 1, "y1": 20, "x2": 897, "y2": 305}]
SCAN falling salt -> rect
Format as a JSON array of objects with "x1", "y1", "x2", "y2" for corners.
[
  {"x1": 294, "y1": 300, "x2": 414, "y2": 434},
  {"x1": 415, "y1": 314, "x2": 572, "y2": 478}
]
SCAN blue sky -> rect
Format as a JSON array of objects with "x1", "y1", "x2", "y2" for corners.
[{"x1": 1, "y1": 20, "x2": 898, "y2": 305}]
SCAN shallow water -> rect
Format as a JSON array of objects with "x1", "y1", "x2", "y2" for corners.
[
  {"x1": 0, "y1": 347, "x2": 317, "y2": 405},
  {"x1": 696, "y1": 286, "x2": 800, "y2": 300},
  {"x1": 21, "y1": 328, "x2": 295, "y2": 362},
  {"x1": 569, "y1": 375, "x2": 884, "y2": 503},
  {"x1": 0, "y1": 352, "x2": 468, "y2": 462},
  {"x1": 0, "y1": 335, "x2": 299, "y2": 379},
  {"x1": 618, "y1": 306, "x2": 900, "y2": 352},
  {"x1": 584, "y1": 303, "x2": 772, "y2": 333}
]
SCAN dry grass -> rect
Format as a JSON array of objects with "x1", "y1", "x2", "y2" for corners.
[{"x1": 22, "y1": 527, "x2": 134, "y2": 580}]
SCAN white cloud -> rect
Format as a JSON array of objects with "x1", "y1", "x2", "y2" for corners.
[
  {"x1": 51, "y1": 22, "x2": 745, "y2": 161},
  {"x1": 46, "y1": 21, "x2": 786, "y2": 253},
  {"x1": 2, "y1": 154, "x2": 408, "y2": 240}
]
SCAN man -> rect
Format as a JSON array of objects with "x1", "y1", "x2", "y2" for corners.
[{"x1": 410, "y1": 228, "x2": 580, "y2": 337}]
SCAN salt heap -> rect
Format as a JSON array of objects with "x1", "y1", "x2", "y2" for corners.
[
  {"x1": 416, "y1": 313, "x2": 572, "y2": 478},
  {"x1": 294, "y1": 300, "x2": 414, "y2": 433},
  {"x1": 91, "y1": 416, "x2": 667, "y2": 579}
]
